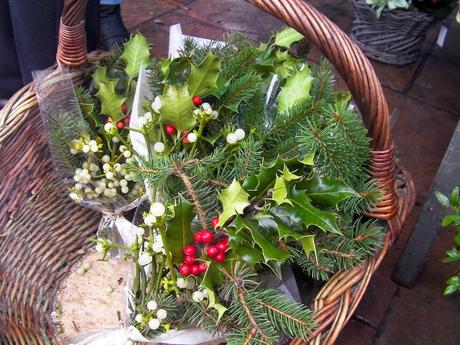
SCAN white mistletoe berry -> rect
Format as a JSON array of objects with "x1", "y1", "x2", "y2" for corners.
[
  {"x1": 135, "y1": 314, "x2": 143, "y2": 323},
  {"x1": 102, "y1": 155, "x2": 110, "y2": 163},
  {"x1": 153, "y1": 142, "x2": 165, "y2": 153},
  {"x1": 137, "y1": 227, "x2": 145, "y2": 237},
  {"x1": 187, "y1": 132, "x2": 197, "y2": 143},
  {"x1": 192, "y1": 291, "x2": 205, "y2": 303},
  {"x1": 82, "y1": 145, "x2": 90, "y2": 153},
  {"x1": 121, "y1": 186, "x2": 129, "y2": 194},
  {"x1": 202, "y1": 102, "x2": 212, "y2": 114},
  {"x1": 144, "y1": 112, "x2": 153, "y2": 122},
  {"x1": 104, "y1": 123, "x2": 115, "y2": 133},
  {"x1": 147, "y1": 300, "x2": 158, "y2": 311},
  {"x1": 226, "y1": 133, "x2": 237, "y2": 145},
  {"x1": 69, "y1": 192, "x2": 83, "y2": 203},
  {"x1": 119, "y1": 145, "x2": 127, "y2": 152},
  {"x1": 234, "y1": 128, "x2": 246, "y2": 141},
  {"x1": 150, "y1": 202, "x2": 165, "y2": 217},
  {"x1": 123, "y1": 150, "x2": 132, "y2": 158},
  {"x1": 120, "y1": 179, "x2": 128, "y2": 187},
  {"x1": 148, "y1": 318, "x2": 160, "y2": 330},
  {"x1": 112, "y1": 137, "x2": 120, "y2": 143},
  {"x1": 156, "y1": 309, "x2": 167, "y2": 320},
  {"x1": 151, "y1": 96, "x2": 163, "y2": 113},
  {"x1": 176, "y1": 278, "x2": 188, "y2": 289},
  {"x1": 144, "y1": 214, "x2": 156, "y2": 227},
  {"x1": 105, "y1": 171, "x2": 114, "y2": 180},
  {"x1": 138, "y1": 252, "x2": 153, "y2": 266},
  {"x1": 211, "y1": 110, "x2": 218, "y2": 119}
]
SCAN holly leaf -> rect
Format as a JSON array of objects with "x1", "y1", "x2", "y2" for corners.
[
  {"x1": 284, "y1": 187, "x2": 341, "y2": 234},
  {"x1": 121, "y1": 34, "x2": 150, "y2": 80},
  {"x1": 282, "y1": 165, "x2": 301, "y2": 181},
  {"x1": 217, "y1": 179, "x2": 250, "y2": 226},
  {"x1": 165, "y1": 196, "x2": 195, "y2": 264},
  {"x1": 200, "y1": 261, "x2": 227, "y2": 322},
  {"x1": 272, "y1": 175, "x2": 292, "y2": 206},
  {"x1": 162, "y1": 57, "x2": 191, "y2": 85},
  {"x1": 96, "y1": 80, "x2": 127, "y2": 121},
  {"x1": 274, "y1": 27, "x2": 304, "y2": 49},
  {"x1": 159, "y1": 85, "x2": 196, "y2": 131},
  {"x1": 300, "y1": 152, "x2": 315, "y2": 166},
  {"x1": 234, "y1": 217, "x2": 290, "y2": 262},
  {"x1": 188, "y1": 53, "x2": 221, "y2": 96},
  {"x1": 277, "y1": 66, "x2": 313, "y2": 112},
  {"x1": 233, "y1": 245, "x2": 264, "y2": 266},
  {"x1": 91, "y1": 65, "x2": 107, "y2": 90},
  {"x1": 260, "y1": 216, "x2": 317, "y2": 260},
  {"x1": 302, "y1": 175, "x2": 359, "y2": 208}
]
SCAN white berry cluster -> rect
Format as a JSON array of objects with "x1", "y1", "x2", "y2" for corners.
[
  {"x1": 176, "y1": 277, "x2": 195, "y2": 290},
  {"x1": 70, "y1": 137, "x2": 100, "y2": 155},
  {"x1": 192, "y1": 288, "x2": 209, "y2": 303},
  {"x1": 193, "y1": 102, "x2": 218, "y2": 121},
  {"x1": 226, "y1": 128, "x2": 245, "y2": 145},
  {"x1": 134, "y1": 299, "x2": 168, "y2": 331},
  {"x1": 143, "y1": 202, "x2": 166, "y2": 227},
  {"x1": 68, "y1": 141, "x2": 142, "y2": 203}
]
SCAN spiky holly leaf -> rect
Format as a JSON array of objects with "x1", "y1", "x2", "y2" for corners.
[
  {"x1": 91, "y1": 65, "x2": 107, "y2": 90},
  {"x1": 272, "y1": 175, "x2": 292, "y2": 206},
  {"x1": 284, "y1": 187, "x2": 341, "y2": 234},
  {"x1": 158, "y1": 85, "x2": 196, "y2": 131},
  {"x1": 161, "y1": 57, "x2": 191, "y2": 85},
  {"x1": 302, "y1": 175, "x2": 359, "y2": 208},
  {"x1": 260, "y1": 216, "x2": 317, "y2": 260},
  {"x1": 234, "y1": 216, "x2": 290, "y2": 263},
  {"x1": 217, "y1": 179, "x2": 250, "y2": 227},
  {"x1": 121, "y1": 34, "x2": 150, "y2": 80},
  {"x1": 277, "y1": 66, "x2": 313, "y2": 112},
  {"x1": 274, "y1": 27, "x2": 304, "y2": 49},
  {"x1": 282, "y1": 165, "x2": 301, "y2": 181},
  {"x1": 188, "y1": 53, "x2": 221, "y2": 96},
  {"x1": 96, "y1": 80, "x2": 127, "y2": 122},
  {"x1": 200, "y1": 260, "x2": 227, "y2": 322},
  {"x1": 165, "y1": 196, "x2": 195, "y2": 264}
]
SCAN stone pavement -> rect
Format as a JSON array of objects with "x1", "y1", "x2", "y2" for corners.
[{"x1": 120, "y1": 1, "x2": 460, "y2": 343}]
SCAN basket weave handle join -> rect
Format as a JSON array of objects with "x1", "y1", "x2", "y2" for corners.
[{"x1": 56, "y1": 0, "x2": 397, "y2": 219}]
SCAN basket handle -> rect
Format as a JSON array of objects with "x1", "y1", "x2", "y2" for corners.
[{"x1": 56, "y1": 0, "x2": 397, "y2": 220}]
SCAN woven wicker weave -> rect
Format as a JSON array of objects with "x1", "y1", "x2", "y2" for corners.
[
  {"x1": 0, "y1": 0, "x2": 415, "y2": 344},
  {"x1": 351, "y1": 0, "x2": 435, "y2": 65}
]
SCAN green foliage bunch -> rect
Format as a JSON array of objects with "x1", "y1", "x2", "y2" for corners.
[{"x1": 436, "y1": 187, "x2": 460, "y2": 295}]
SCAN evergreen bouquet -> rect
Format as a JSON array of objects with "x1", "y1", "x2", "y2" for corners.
[{"x1": 41, "y1": 27, "x2": 385, "y2": 344}]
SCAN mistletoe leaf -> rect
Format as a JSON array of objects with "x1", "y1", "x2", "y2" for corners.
[
  {"x1": 285, "y1": 187, "x2": 341, "y2": 234},
  {"x1": 302, "y1": 175, "x2": 359, "y2": 208},
  {"x1": 165, "y1": 196, "x2": 195, "y2": 264},
  {"x1": 217, "y1": 179, "x2": 250, "y2": 226},
  {"x1": 121, "y1": 34, "x2": 150, "y2": 80},
  {"x1": 274, "y1": 27, "x2": 304, "y2": 49},
  {"x1": 159, "y1": 85, "x2": 196, "y2": 131},
  {"x1": 96, "y1": 80, "x2": 127, "y2": 122},
  {"x1": 272, "y1": 175, "x2": 292, "y2": 206},
  {"x1": 188, "y1": 53, "x2": 221, "y2": 96},
  {"x1": 277, "y1": 66, "x2": 313, "y2": 112}
]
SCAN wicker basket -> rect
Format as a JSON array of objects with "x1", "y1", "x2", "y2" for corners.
[
  {"x1": 0, "y1": 0, "x2": 415, "y2": 344},
  {"x1": 351, "y1": 0, "x2": 435, "y2": 65}
]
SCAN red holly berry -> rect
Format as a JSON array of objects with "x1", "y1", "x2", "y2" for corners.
[
  {"x1": 165, "y1": 124, "x2": 177, "y2": 136},
  {"x1": 179, "y1": 264, "x2": 191, "y2": 276},
  {"x1": 121, "y1": 103, "x2": 128, "y2": 114},
  {"x1": 198, "y1": 262, "x2": 208, "y2": 273},
  {"x1": 214, "y1": 253, "x2": 225, "y2": 263},
  {"x1": 194, "y1": 231, "x2": 203, "y2": 243},
  {"x1": 184, "y1": 255, "x2": 196, "y2": 265},
  {"x1": 181, "y1": 130, "x2": 190, "y2": 143},
  {"x1": 116, "y1": 121, "x2": 125, "y2": 129},
  {"x1": 123, "y1": 116, "x2": 130, "y2": 125},
  {"x1": 210, "y1": 216, "x2": 219, "y2": 228},
  {"x1": 216, "y1": 241, "x2": 228, "y2": 253},
  {"x1": 191, "y1": 264, "x2": 201, "y2": 276},
  {"x1": 200, "y1": 229, "x2": 214, "y2": 244},
  {"x1": 192, "y1": 96, "x2": 203, "y2": 106},
  {"x1": 206, "y1": 246, "x2": 219, "y2": 257},
  {"x1": 221, "y1": 235, "x2": 229, "y2": 244},
  {"x1": 182, "y1": 245, "x2": 196, "y2": 257}
]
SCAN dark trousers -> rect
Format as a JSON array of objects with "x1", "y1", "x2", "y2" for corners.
[{"x1": 0, "y1": 0, "x2": 99, "y2": 99}]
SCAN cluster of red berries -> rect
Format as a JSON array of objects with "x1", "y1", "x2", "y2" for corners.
[
  {"x1": 179, "y1": 217, "x2": 229, "y2": 276},
  {"x1": 106, "y1": 103, "x2": 131, "y2": 129}
]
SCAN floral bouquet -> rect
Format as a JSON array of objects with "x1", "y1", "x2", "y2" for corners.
[{"x1": 39, "y1": 26, "x2": 385, "y2": 345}]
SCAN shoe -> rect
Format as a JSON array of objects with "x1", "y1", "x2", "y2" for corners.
[{"x1": 99, "y1": 4, "x2": 130, "y2": 51}]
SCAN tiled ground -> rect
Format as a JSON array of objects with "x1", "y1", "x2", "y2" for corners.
[{"x1": 120, "y1": 1, "x2": 460, "y2": 343}]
